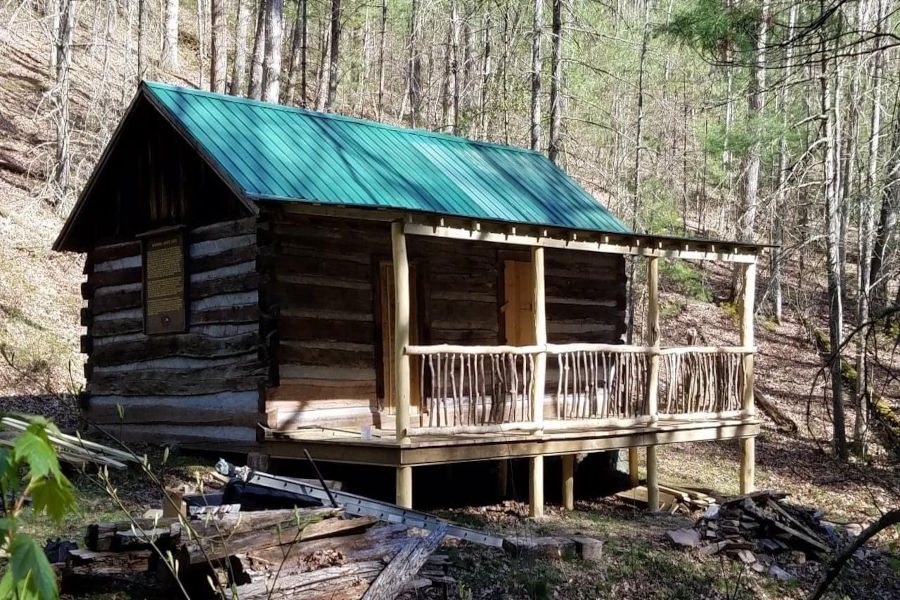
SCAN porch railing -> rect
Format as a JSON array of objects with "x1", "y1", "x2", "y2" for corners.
[{"x1": 404, "y1": 343, "x2": 753, "y2": 434}]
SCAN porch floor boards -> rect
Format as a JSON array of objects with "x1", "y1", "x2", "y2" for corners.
[{"x1": 258, "y1": 418, "x2": 760, "y2": 467}]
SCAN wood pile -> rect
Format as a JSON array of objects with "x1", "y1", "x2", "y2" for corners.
[
  {"x1": 667, "y1": 491, "x2": 835, "y2": 578},
  {"x1": 60, "y1": 506, "x2": 455, "y2": 599},
  {"x1": 615, "y1": 483, "x2": 715, "y2": 512}
]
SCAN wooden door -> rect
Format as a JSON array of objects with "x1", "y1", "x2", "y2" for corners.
[
  {"x1": 378, "y1": 262, "x2": 420, "y2": 413},
  {"x1": 503, "y1": 260, "x2": 536, "y2": 345}
]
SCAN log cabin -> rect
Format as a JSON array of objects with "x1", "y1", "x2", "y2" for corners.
[{"x1": 55, "y1": 82, "x2": 767, "y2": 514}]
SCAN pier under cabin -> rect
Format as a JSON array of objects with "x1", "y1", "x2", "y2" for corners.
[{"x1": 56, "y1": 82, "x2": 766, "y2": 514}]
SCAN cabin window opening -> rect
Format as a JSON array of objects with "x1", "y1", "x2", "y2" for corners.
[{"x1": 141, "y1": 228, "x2": 188, "y2": 335}]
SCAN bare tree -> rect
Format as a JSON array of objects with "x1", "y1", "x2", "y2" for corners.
[
  {"x1": 52, "y1": 0, "x2": 72, "y2": 208},
  {"x1": 248, "y1": 0, "x2": 267, "y2": 99},
  {"x1": 197, "y1": 0, "x2": 208, "y2": 90},
  {"x1": 211, "y1": 0, "x2": 228, "y2": 93},
  {"x1": 230, "y1": 0, "x2": 251, "y2": 95},
  {"x1": 548, "y1": 0, "x2": 564, "y2": 163},
  {"x1": 261, "y1": 0, "x2": 283, "y2": 102},
  {"x1": 530, "y1": 0, "x2": 542, "y2": 151},
  {"x1": 162, "y1": 0, "x2": 180, "y2": 70},
  {"x1": 285, "y1": 0, "x2": 308, "y2": 105},
  {"x1": 325, "y1": 0, "x2": 342, "y2": 110},
  {"x1": 376, "y1": 0, "x2": 387, "y2": 118},
  {"x1": 449, "y1": 0, "x2": 461, "y2": 134},
  {"x1": 478, "y1": 11, "x2": 492, "y2": 136},
  {"x1": 407, "y1": 0, "x2": 422, "y2": 126}
]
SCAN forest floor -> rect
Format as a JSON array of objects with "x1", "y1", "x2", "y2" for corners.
[{"x1": 2, "y1": 4, "x2": 900, "y2": 599}]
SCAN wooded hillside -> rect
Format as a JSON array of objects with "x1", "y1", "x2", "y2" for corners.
[{"x1": 2, "y1": 0, "x2": 900, "y2": 461}]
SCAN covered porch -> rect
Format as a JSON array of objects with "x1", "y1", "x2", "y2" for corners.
[{"x1": 260, "y1": 208, "x2": 765, "y2": 516}]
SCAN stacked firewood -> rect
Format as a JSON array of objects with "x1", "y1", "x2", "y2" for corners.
[
  {"x1": 61, "y1": 507, "x2": 453, "y2": 599},
  {"x1": 667, "y1": 491, "x2": 835, "y2": 578}
]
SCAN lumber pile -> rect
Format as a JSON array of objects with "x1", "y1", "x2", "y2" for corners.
[
  {"x1": 667, "y1": 490, "x2": 837, "y2": 579},
  {"x1": 615, "y1": 483, "x2": 715, "y2": 512},
  {"x1": 61, "y1": 507, "x2": 454, "y2": 599},
  {"x1": 0, "y1": 417, "x2": 138, "y2": 469}
]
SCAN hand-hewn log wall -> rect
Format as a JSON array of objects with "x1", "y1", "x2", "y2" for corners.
[
  {"x1": 263, "y1": 212, "x2": 626, "y2": 432},
  {"x1": 81, "y1": 217, "x2": 273, "y2": 444}
]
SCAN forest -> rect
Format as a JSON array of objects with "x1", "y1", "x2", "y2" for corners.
[{"x1": 1, "y1": 0, "x2": 900, "y2": 598}]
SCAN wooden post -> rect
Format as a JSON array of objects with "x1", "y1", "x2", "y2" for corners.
[
  {"x1": 645, "y1": 256, "x2": 660, "y2": 511},
  {"x1": 628, "y1": 447, "x2": 639, "y2": 487},
  {"x1": 740, "y1": 261, "x2": 757, "y2": 493},
  {"x1": 392, "y1": 221, "x2": 411, "y2": 445},
  {"x1": 646, "y1": 445, "x2": 659, "y2": 511},
  {"x1": 530, "y1": 246, "x2": 546, "y2": 519},
  {"x1": 396, "y1": 465, "x2": 412, "y2": 508},
  {"x1": 562, "y1": 454, "x2": 574, "y2": 511},
  {"x1": 531, "y1": 246, "x2": 546, "y2": 429},
  {"x1": 529, "y1": 456, "x2": 544, "y2": 518}
]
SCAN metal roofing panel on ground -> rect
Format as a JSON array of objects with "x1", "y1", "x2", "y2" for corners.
[{"x1": 144, "y1": 81, "x2": 631, "y2": 234}]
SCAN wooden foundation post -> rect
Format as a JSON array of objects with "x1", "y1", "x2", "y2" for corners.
[
  {"x1": 562, "y1": 455, "x2": 575, "y2": 511},
  {"x1": 392, "y1": 221, "x2": 411, "y2": 445},
  {"x1": 396, "y1": 465, "x2": 412, "y2": 508},
  {"x1": 628, "y1": 447, "x2": 639, "y2": 487},
  {"x1": 529, "y1": 456, "x2": 544, "y2": 518},
  {"x1": 529, "y1": 247, "x2": 546, "y2": 518},
  {"x1": 740, "y1": 261, "x2": 757, "y2": 494},
  {"x1": 646, "y1": 256, "x2": 660, "y2": 511}
]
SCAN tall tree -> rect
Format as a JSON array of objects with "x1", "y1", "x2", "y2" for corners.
[
  {"x1": 162, "y1": 0, "x2": 180, "y2": 70},
  {"x1": 197, "y1": 0, "x2": 208, "y2": 89},
  {"x1": 325, "y1": 0, "x2": 342, "y2": 110},
  {"x1": 449, "y1": 0, "x2": 461, "y2": 133},
  {"x1": 52, "y1": 0, "x2": 73, "y2": 208},
  {"x1": 248, "y1": 0, "x2": 267, "y2": 99},
  {"x1": 530, "y1": 0, "x2": 543, "y2": 150},
  {"x1": 285, "y1": 0, "x2": 307, "y2": 105},
  {"x1": 479, "y1": 11, "x2": 492, "y2": 136},
  {"x1": 376, "y1": 0, "x2": 387, "y2": 118},
  {"x1": 231, "y1": 0, "x2": 252, "y2": 95},
  {"x1": 262, "y1": 0, "x2": 283, "y2": 102},
  {"x1": 211, "y1": 0, "x2": 228, "y2": 93},
  {"x1": 407, "y1": 0, "x2": 422, "y2": 126},
  {"x1": 548, "y1": 0, "x2": 564, "y2": 162}
]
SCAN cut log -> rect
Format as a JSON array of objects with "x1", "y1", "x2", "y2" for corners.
[
  {"x1": 64, "y1": 549, "x2": 152, "y2": 576},
  {"x1": 754, "y1": 386, "x2": 798, "y2": 433},
  {"x1": 362, "y1": 523, "x2": 448, "y2": 600},
  {"x1": 233, "y1": 560, "x2": 384, "y2": 600}
]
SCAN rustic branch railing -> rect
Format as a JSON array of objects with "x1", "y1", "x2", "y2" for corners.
[{"x1": 405, "y1": 344, "x2": 753, "y2": 432}]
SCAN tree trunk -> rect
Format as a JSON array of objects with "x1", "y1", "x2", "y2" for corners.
[
  {"x1": 376, "y1": 0, "x2": 387, "y2": 118},
  {"x1": 530, "y1": 0, "x2": 542, "y2": 151},
  {"x1": 548, "y1": 0, "x2": 563, "y2": 163},
  {"x1": 478, "y1": 11, "x2": 492, "y2": 137},
  {"x1": 162, "y1": 0, "x2": 180, "y2": 70},
  {"x1": 823, "y1": 45, "x2": 848, "y2": 461},
  {"x1": 262, "y1": 0, "x2": 283, "y2": 102},
  {"x1": 248, "y1": 0, "x2": 267, "y2": 99},
  {"x1": 325, "y1": 0, "x2": 341, "y2": 110},
  {"x1": 211, "y1": 0, "x2": 228, "y2": 93},
  {"x1": 870, "y1": 76, "x2": 900, "y2": 311},
  {"x1": 773, "y1": 3, "x2": 798, "y2": 324},
  {"x1": 285, "y1": 0, "x2": 307, "y2": 104},
  {"x1": 197, "y1": 0, "x2": 208, "y2": 90},
  {"x1": 230, "y1": 0, "x2": 251, "y2": 96},
  {"x1": 407, "y1": 0, "x2": 422, "y2": 126},
  {"x1": 854, "y1": 0, "x2": 887, "y2": 453},
  {"x1": 137, "y1": 0, "x2": 146, "y2": 80},
  {"x1": 52, "y1": 0, "x2": 72, "y2": 209},
  {"x1": 449, "y1": 0, "x2": 460, "y2": 134}
]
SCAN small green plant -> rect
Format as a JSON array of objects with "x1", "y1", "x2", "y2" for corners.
[
  {"x1": 0, "y1": 416, "x2": 77, "y2": 600},
  {"x1": 662, "y1": 260, "x2": 713, "y2": 303}
]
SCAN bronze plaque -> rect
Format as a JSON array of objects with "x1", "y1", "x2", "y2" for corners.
[{"x1": 143, "y1": 232, "x2": 187, "y2": 335}]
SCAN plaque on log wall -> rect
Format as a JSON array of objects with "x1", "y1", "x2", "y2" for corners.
[{"x1": 143, "y1": 231, "x2": 187, "y2": 335}]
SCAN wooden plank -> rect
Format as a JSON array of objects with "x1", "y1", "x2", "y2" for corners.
[
  {"x1": 87, "y1": 392, "x2": 260, "y2": 427},
  {"x1": 279, "y1": 342, "x2": 376, "y2": 369},
  {"x1": 91, "y1": 289, "x2": 142, "y2": 314},
  {"x1": 91, "y1": 332, "x2": 261, "y2": 366},
  {"x1": 85, "y1": 266, "x2": 142, "y2": 292},
  {"x1": 280, "y1": 317, "x2": 375, "y2": 344},
  {"x1": 188, "y1": 217, "x2": 258, "y2": 242},
  {"x1": 362, "y1": 524, "x2": 447, "y2": 600},
  {"x1": 190, "y1": 243, "x2": 259, "y2": 274},
  {"x1": 274, "y1": 255, "x2": 373, "y2": 281},
  {"x1": 99, "y1": 424, "x2": 257, "y2": 444},
  {"x1": 266, "y1": 379, "x2": 376, "y2": 403},
  {"x1": 88, "y1": 363, "x2": 268, "y2": 396},
  {"x1": 92, "y1": 241, "x2": 141, "y2": 263},
  {"x1": 189, "y1": 272, "x2": 260, "y2": 300},
  {"x1": 274, "y1": 283, "x2": 373, "y2": 314}
]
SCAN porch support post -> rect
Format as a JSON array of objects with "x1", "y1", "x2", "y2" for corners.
[
  {"x1": 562, "y1": 454, "x2": 575, "y2": 511},
  {"x1": 740, "y1": 261, "x2": 757, "y2": 494},
  {"x1": 646, "y1": 256, "x2": 660, "y2": 511},
  {"x1": 529, "y1": 246, "x2": 546, "y2": 519},
  {"x1": 628, "y1": 447, "x2": 639, "y2": 487},
  {"x1": 396, "y1": 465, "x2": 412, "y2": 509},
  {"x1": 392, "y1": 221, "x2": 411, "y2": 446}
]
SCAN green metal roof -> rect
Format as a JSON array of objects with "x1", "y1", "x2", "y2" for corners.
[{"x1": 143, "y1": 81, "x2": 630, "y2": 234}]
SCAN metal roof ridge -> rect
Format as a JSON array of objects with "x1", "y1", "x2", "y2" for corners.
[{"x1": 141, "y1": 80, "x2": 543, "y2": 157}]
